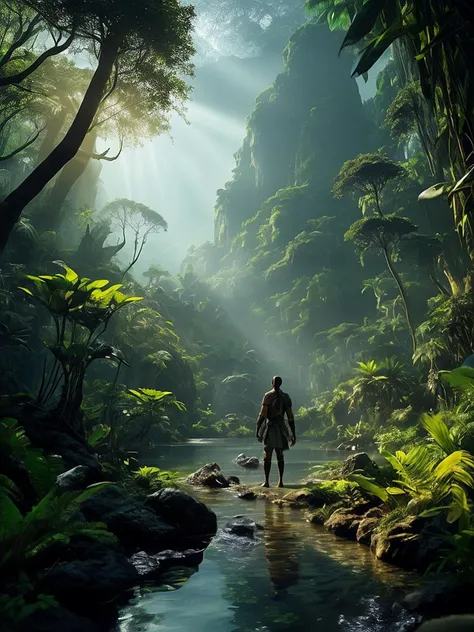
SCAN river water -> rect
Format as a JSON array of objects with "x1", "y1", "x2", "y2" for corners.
[{"x1": 117, "y1": 438, "x2": 420, "y2": 632}]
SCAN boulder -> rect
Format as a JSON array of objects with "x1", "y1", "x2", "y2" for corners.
[
  {"x1": 38, "y1": 542, "x2": 138, "y2": 614},
  {"x1": 308, "y1": 509, "x2": 327, "y2": 525},
  {"x1": 187, "y1": 463, "x2": 229, "y2": 488},
  {"x1": 235, "y1": 454, "x2": 260, "y2": 468},
  {"x1": 370, "y1": 515, "x2": 444, "y2": 569},
  {"x1": 283, "y1": 488, "x2": 327, "y2": 508},
  {"x1": 55, "y1": 465, "x2": 97, "y2": 493},
  {"x1": 356, "y1": 517, "x2": 379, "y2": 545},
  {"x1": 145, "y1": 488, "x2": 217, "y2": 542},
  {"x1": 228, "y1": 476, "x2": 240, "y2": 485},
  {"x1": 341, "y1": 452, "x2": 379, "y2": 479},
  {"x1": 416, "y1": 616, "x2": 474, "y2": 632},
  {"x1": 324, "y1": 508, "x2": 361, "y2": 539},
  {"x1": 403, "y1": 577, "x2": 472, "y2": 616},
  {"x1": 80, "y1": 485, "x2": 177, "y2": 552},
  {"x1": 223, "y1": 516, "x2": 263, "y2": 539},
  {"x1": 16, "y1": 607, "x2": 100, "y2": 632}
]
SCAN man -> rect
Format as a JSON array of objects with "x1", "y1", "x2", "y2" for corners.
[{"x1": 256, "y1": 376, "x2": 295, "y2": 488}]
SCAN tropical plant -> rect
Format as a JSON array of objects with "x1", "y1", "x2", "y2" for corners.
[
  {"x1": 133, "y1": 466, "x2": 180, "y2": 491},
  {"x1": 19, "y1": 262, "x2": 142, "y2": 430},
  {"x1": 345, "y1": 215, "x2": 418, "y2": 351}
]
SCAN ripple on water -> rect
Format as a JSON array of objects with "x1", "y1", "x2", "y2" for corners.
[{"x1": 119, "y1": 438, "x2": 421, "y2": 632}]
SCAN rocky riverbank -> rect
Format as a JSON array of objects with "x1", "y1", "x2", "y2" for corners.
[
  {"x1": 185, "y1": 456, "x2": 474, "y2": 623},
  {"x1": 16, "y1": 480, "x2": 217, "y2": 632}
]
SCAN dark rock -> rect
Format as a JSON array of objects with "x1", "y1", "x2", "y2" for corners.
[
  {"x1": 145, "y1": 488, "x2": 217, "y2": 542},
  {"x1": 341, "y1": 452, "x2": 379, "y2": 478},
  {"x1": 283, "y1": 488, "x2": 327, "y2": 508},
  {"x1": 187, "y1": 463, "x2": 229, "y2": 488},
  {"x1": 308, "y1": 509, "x2": 327, "y2": 525},
  {"x1": 237, "y1": 489, "x2": 257, "y2": 500},
  {"x1": 235, "y1": 453, "x2": 260, "y2": 468},
  {"x1": 356, "y1": 517, "x2": 379, "y2": 545},
  {"x1": 80, "y1": 485, "x2": 177, "y2": 552},
  {"x1": 324, "y1": 508, "x2": 361, "y2": 539},
  {"x1": 370, "y1": 515, "x2": 444, "y2": 569},
  {"x1": 228, "y1": 476, "x2": 240, "y2": 485},
  {"x1": 39, "y1": 542, "x2": 138, "y2": 614},
  {"x1": 223, "y1": 516, "x2": 263, "y2": 539},
  {"x1": 417, "y1": 617, "x2": 474, "y2": 632},
  {"x1": 129, "y1": 550, "x2": 161, "y2": 578},
  {"x1": 129, "y1": 548, "x2": 204, "y2": 579},
  {"x1": 55, "y1": 465, "x2": 97, "y2": 492},
  {"x1": 16, "y1": 607, "x2": 100, "y2": 632},
  {"x1": 403, "y1": 577, "x2": 473, "y2": 616}
]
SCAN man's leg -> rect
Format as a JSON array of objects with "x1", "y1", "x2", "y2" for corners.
[
  {"x1": 276, "y1": 449, "x2": 285, "y2": 487},
  {"x1": 261, "y1": 447, "x2": 273, "y2": 487}
]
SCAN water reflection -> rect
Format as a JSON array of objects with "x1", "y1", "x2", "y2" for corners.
[{"x1": 264, "y1": 502, "x2": 301, "y2": 596}]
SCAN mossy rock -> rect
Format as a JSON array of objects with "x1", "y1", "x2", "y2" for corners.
[{"x1": 324, "y1": 508, "x2": 361, "y2": 539}]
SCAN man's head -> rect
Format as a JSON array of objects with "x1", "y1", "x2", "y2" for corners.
[{"x1": 272, "y1": 376, "x2": 283, "y2": 391}]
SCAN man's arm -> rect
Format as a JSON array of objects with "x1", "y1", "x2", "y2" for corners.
[
  {"x1": 286, "y1": 406, "x2": 296, "y2": 445},
  {"x1": 256, "y1": 403, "x2": 268, "y2": 440}
]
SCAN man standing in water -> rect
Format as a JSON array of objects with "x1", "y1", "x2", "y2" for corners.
[{"x1": 256, "y1": 376, "x2": 295, "y2": 488}]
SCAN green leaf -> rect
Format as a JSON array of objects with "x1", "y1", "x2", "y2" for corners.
[
  {"x1": 386, "y1": 486, "x2": 406, "y2": 495},
  {"x1": 421, "y1": 412, "x2": 457, "y2": 454},
  {"x1": 88, "y1": 424, "x2": 111, "y2": 447},
  {"x1": 340, "y1": 0, "x2": 388, "y2": 53},
  {"x1": 439, "y1": 367, "x2": 474, "y2": 393},
  {"x1": 349, "y1": 473, "x2": 389, "y2": 501}
]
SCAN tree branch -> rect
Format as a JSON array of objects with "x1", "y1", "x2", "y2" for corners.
[
  {"x1": 0, "y1": 30, "x2": 75, "y2": 87},
  {"x1": 0, "y1": 125, "x2": 44, "y2": 162}
]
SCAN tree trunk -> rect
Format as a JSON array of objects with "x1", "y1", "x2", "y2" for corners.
[
  {"x1": 383, "y1": 248, "x2": 417, "y2": 354},
  {"x1": 0, "y1": 33, "x2": 122, "y2": 258},
  {"x1": 37, "y1": 106, "x2": 68, "y2": 164},
  {"x1": 35, "y1": 130, "x2": 97, "y2": 233}
]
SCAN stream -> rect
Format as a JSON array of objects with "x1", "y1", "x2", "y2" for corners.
[{"x1": 117, "y1": 438, "x2": 421, "y2": 632}]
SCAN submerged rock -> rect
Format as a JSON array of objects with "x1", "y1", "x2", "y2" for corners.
[
  {"x1": 235, "y1": 453, "x2": 260, "y2": 468},
  {"x1": 80, "y1": 485, "x2": 176, "y2": 552},
  {"x1": 145, "y1": 488, "x2": 217, "y2": 542},
  {"x1": 223, "y1": 516, "x2": 264, "y2": 539},
  {"x1": 129, "y1": 548, "x2": 204, "y2": 579},
  {"x1": 187, "y1": 463, "x2": 230, "y2": 488},
  {"x1": 237, "y1": 489, "x2": 257, "y2": 500}
]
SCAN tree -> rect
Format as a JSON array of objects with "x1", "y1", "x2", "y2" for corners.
[
  {"x1": 104, "y1": 198, "x2": 168, "y2": 277},
  {"x1": 0, "y1": 0, "x2": 194, "y2": 257},
  {"x1": 0, "y1": 0, "x2": 75, "y2": 88},
  {"x1": 333, "y1": 153, "x2": 406, "y2": 217},
  {"x1": 345, "y1": 214, "x2": 418, "y2": 352},
  {"x1": 311, "y1": 0, "x2": 474, "y2": 261},
  {"x1": 143, "y1": 264, "x2": 171, "y2": 288}
]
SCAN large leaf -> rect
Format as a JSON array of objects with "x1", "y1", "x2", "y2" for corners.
[
  {"x1": 421, "y1": 412, "x2": 457, "y2": 454},
  {"x1": 440, "y1": 367, "x2": 474, "y2": 393},
  {"x1": 340, "y1": 0, "x2": 388, "y2": 52},
  {"x1": 349, "y1": 473, "x2": 389, "y2": 502}
]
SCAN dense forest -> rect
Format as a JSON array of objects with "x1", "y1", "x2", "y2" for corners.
[{"x1": 2, "y1": 0, "x2": 474, "y2": 630}]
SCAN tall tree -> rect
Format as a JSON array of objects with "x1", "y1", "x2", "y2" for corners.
[{"x1": 0, "y1": 0, "x2": 194, "y2": 257}]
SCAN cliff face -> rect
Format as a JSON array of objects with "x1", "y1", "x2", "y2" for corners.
[
  {"x1": 214, "y1": 22, "x2": 374, "y2": 248},
  {"x1": 184, "y1": 22, "x2": 380, "y2": 392}
]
